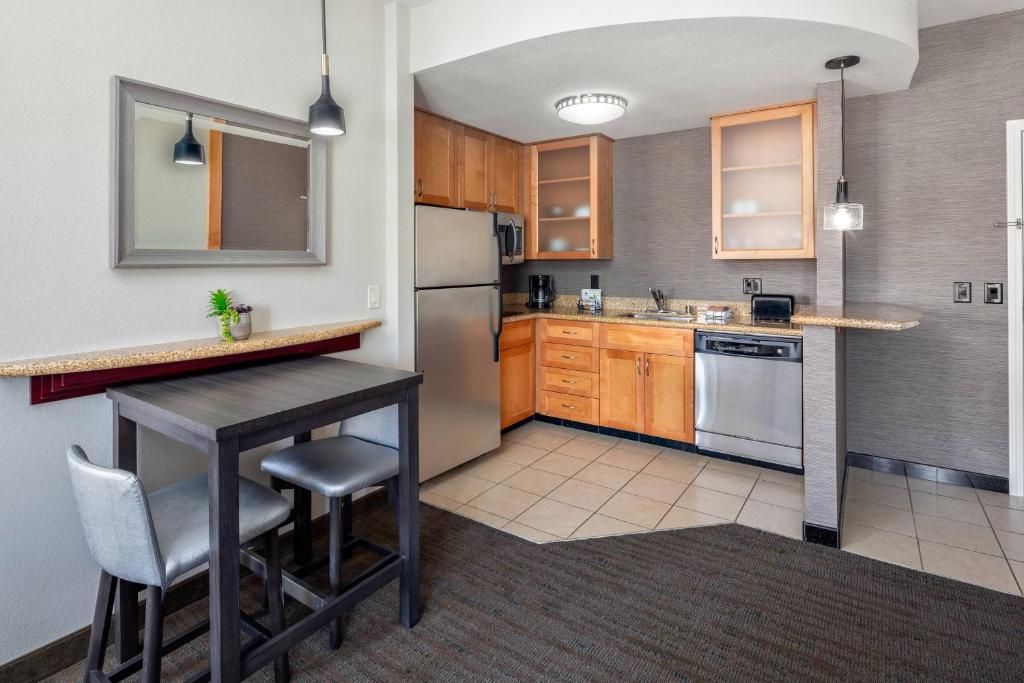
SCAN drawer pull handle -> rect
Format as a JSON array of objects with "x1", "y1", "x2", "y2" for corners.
[
  {"x1": 561, "y1": 379, "x2": 578, "y2": 384},
  {"x1": 561, "y1": 355, "x2": 578, "y2": 360},
  {"x1": 561, "y1": 330, "x2": 579, "y2": 335},
  {"x1": 561, "y1": 403, "x2": 577, "y2": 409}
]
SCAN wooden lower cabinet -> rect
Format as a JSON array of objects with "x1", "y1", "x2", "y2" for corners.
[
  {"x1": 539, "y1": 390, "x2": 599, "y2": 423},
  {"x1": 500, "y1": 342, "x2": 535, "y2": 429},
  {"x1": 599, "y1": 348, "x2": 694, "y2": 442},
  {"x1": 599, "y1": 349, "x2": 644, "y2": 432},
  {"x1": 643, "y1": 353, "x2": 694, "y2": 442}
]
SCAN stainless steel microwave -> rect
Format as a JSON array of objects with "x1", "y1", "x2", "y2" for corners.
[{"x1": 495, "y1": 212, "x2": 524, "y2": 265}]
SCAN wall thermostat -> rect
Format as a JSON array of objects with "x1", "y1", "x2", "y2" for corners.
[{"x1": 984, "y1": 282, "x2": 1003, "y2": 304}]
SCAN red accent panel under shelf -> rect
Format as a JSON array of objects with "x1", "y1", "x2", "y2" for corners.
[{"x1": 29, "y1": 334, "x2": 361, "y2": 404}]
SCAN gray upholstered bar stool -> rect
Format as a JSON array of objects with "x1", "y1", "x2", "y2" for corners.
[
  {"x1": 260, "y1": 435, "x2": 399, "y2": 649},
  {"x1": 66, "y1": 445, "x2": 292, "y2": 683}
]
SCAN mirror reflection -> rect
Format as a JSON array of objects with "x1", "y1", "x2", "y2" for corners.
[{"x1": 133, "y1": 103, "x2": 310, "y2": 252}]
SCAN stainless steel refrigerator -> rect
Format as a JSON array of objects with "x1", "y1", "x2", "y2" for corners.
[{"x1": 415, "y1": 205, "x2": 502, "y2": 481}]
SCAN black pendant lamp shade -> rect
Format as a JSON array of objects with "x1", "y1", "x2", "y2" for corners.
[
  {"x1": 309, "y1": 0, "x2": 346, "y2": 136},
  {"x1": 173, "y1": 113, "x2": 206, "y2": 165}
]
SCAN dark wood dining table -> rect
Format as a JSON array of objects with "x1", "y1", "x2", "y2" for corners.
[{"x1": 105, "y1": 356, "x2": 423, "y2": 682}]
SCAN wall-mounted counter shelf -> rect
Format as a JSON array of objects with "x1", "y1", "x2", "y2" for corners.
[{"x1": 0, "y1": 319, "x2": 381, "y2": 404}]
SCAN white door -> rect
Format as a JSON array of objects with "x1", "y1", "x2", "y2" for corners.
[{"x1": 1006, "y1": 121, "x2": 1024, "y2": 497}]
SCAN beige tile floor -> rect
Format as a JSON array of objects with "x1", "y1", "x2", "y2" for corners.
[
  {"x1": 420, "y1": 420, "x2": 1024, "y2": 596},
  {"x1": 841, "y1": 465, "x2": 1024, "y2": 595},
  {"x1": 420, "y1": 421, "x2": 805, "y2": 545}
]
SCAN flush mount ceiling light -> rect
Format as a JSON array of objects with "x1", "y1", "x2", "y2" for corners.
[
  {"x1": 308, "y1": 0, "x2": 346, "y2": 136},
  {"x1": 555, "y1": 93, "x2": 627, "y2": 125},
  {"x1": 172, "y1": 112, "x2": 205, "y2": 165},
  {"x1": 823, "y1": 55, "x2": 862, "y2": 231}
]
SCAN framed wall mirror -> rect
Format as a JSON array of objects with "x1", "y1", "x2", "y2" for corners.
[{"x1": 111, "y1": 77, "x2": 327, "y2": 267}]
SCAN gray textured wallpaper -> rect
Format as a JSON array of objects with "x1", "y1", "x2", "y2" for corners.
[
  {"x1": 508, "y1": 11, "x2": 1020, "y2": 476},
  {"x1": 842, "y1": 11, "x2": 1019, "y2": 476}
]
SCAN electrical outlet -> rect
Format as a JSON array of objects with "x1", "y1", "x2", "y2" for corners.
[
  {"x1": 984, "y1": 282, "x2": 1003, "y2": 304},
  {"x1": 367, "y1": 284, "x2": 381, "y2": 309},
  {"x1": 953, "y1": 282, "x2": 971, "y2": 303},
  {"x1": 742, "y1": 278, "x2": 762, "y2": 295}
]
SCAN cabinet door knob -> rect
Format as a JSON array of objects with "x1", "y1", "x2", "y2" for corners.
[
  {"x1": 591, "y1": 237, "x2": 596, "y2": 255},
  {"x1": 561, "y1": 355, "x2": 578, "y2": 360},
  {"x1": 416, "y1": 178, "x2": 423, "y2": 198},
  {"x1": 561, "y1": 379, "x2": 578, "y2": 385},
  {"x1": 562, "y1": 330, "x2": 579, "y2": 335},
  {"x1": 636, "y1": 358, "x2": 641, "y2": 375},
  {"x1": 561, "y1": 403, "x2": 577, "y2": 410},
  {"x1": 714, "y1": 235, "x2": 718, "y2": 255},
  {"x1": 645, "y1": 358, "x2": 650, "y2": 376}
]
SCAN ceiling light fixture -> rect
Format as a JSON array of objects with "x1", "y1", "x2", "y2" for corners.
[
  {"x1": 823, "y1": 55, "x2": 862, "y2": 231},
  {"x1": 308, "y1": 0, "x2": 346, "y2": 136},
  {"x1": 555, "y1": 93, "x2": 627, "y2": 125},
  {"x1": 172, "y1": 113, "x2": 206, "y2": 165}
]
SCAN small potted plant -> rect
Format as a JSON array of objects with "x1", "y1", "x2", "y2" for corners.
[{"x1": 206, "y1": 289, "x2": 253, "y2": 342}]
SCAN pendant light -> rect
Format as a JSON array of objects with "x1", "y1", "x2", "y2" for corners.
[
  {"x1": 823, "y1": 55, "x2": 862, "y2": 231},
  {"x1": 172, "y1": 113, "x2": 206, "y2": 165},
  {"x1": 308, "y1": 0, "x2": 346, "y2": 136}
]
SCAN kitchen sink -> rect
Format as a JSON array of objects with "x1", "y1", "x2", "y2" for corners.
[{"x1": 618, "y1": 311, "x2": 695, "y2": 322}]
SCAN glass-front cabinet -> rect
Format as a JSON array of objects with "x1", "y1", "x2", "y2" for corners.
[
  {"x1": 527, "y1": 135, "x2": 613, "y2": 260},
  {"x1": 711, "y1": 102, "x2": 815, "y2": 259}
]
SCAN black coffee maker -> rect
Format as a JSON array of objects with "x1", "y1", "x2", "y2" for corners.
[{"x1": 528, "y1": 274, "x2": 554, "y2": 309}]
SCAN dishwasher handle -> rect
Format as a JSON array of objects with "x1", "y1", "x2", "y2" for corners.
[{"x1": 695, "y1": 332, "x2": 802, "y2": 362}]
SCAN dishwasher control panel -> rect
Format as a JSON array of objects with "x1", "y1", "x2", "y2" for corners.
[{"x1": 696, "y1": 333, "x2": 802, "y2": 362}]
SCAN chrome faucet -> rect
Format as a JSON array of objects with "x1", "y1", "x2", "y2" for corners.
[{"x1": 649, "y1": 287, "x2": 667, "y2": 312}]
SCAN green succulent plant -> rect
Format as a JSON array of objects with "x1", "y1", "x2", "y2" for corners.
[{"x1": 206, "y1": 288, "x2": 240, "y2": 342}]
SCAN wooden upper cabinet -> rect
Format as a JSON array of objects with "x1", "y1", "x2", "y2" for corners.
[
  {"x1": 415, "y1": 110, "x2": 458, "y2": 207},
  {"x1": 599, "y1": 349, "x2": 644, "y2": 432},
  {"x1": 416, "y1": 109, "x2": 523, "y2": 214},
  {"x1": 491, "y1": 136, "x2": 520, "y2": 213},
  {"x1": 643, "y1": 353, "x2": 693, "y2": 443},
  {"x1": 457, "y1": 125, "x2": 492, "y2": 211},
  {"x1": 711, "y1": 102, "x2": 815, "y2": 260},
  {"x1": 527, "y1": 134, "x2": 613, "y2": 260}
]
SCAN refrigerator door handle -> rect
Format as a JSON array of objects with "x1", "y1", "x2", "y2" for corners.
[{"x1": 491, "y1": 222, "x2": 503, "y2": 362}]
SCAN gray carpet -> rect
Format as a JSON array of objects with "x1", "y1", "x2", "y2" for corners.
[{"x1": 49, "y1": 504, "x2": 1024, "y2": 682}]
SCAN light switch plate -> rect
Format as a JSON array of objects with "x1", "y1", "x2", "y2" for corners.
[
  {"x1": 954, "y1": 282, "x2": 971, "y2": 303},
  {"x1": 984, "y1": 282, "x2": 1003, "y2": 304},
  {"x1": 742, "y1": 278, "x2": 762, "y2": 295},
  {"x1": 367, "y1": 284, "x2": 381, "y2": 309}
]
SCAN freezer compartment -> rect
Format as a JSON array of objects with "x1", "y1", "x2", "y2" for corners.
[
  {"x1": 694, "y1": 351, "x2": 802, "y2": 448},
  {"x1": 416, "y1": 286, "x2": 501, "y2": 481},
  {"x1": 415, "y1": 205, "x2": 499, "y2": 288}
]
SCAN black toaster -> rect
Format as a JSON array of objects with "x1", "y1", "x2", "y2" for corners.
[{"x1": 751, "y1": 294, "x2": 795, "y2": 323}]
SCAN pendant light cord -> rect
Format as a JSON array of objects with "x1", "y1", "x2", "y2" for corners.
[
  {"x1": 840, "y1": 64, "x2": 846, "y2": 178},
  {"x1": 321, "y1": 0, "x2": 328, "y2": 55}
]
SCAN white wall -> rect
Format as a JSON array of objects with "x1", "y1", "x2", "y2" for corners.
[{"x1": 0, "y1": 0, "x2": 394, "y2": 664}]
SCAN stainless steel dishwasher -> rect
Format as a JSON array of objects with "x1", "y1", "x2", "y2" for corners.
[{"x1": 694, "y1": 332, "x2": 803, "y2": 468}]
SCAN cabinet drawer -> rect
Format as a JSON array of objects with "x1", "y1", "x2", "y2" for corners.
[
  {"x1": 539, "y1": 390, "x2": 599, "y2": 424},
  {"x1": 540, "y1": 342, "x2": 600, "y2": 373},
  {"x1": 540, "y1": 366, "x2": 599, "y2": 398},
  {"x1": 500, "y1": 319, "x2": 534, "y2": 350},
  {"x1": 539, "y1": 319, "x2": 598, "y2": 346},
  {"x1": 600, "y1": 323, "x2": 694, "y2": 357}
]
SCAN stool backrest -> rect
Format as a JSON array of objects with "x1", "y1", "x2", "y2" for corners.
[{"x1": 66, "y1": 445, "x2": 165, "y2": 587}]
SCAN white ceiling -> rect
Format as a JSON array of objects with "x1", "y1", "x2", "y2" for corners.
[
  {"x1": 918, "y1": 0, "x2": 1024, "y2": 27},
  {"x1": 414, "y1": 16, "x2": 918, "y2": 142}
]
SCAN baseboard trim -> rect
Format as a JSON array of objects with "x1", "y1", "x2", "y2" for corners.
[
  {"x1": 532, "y1": 415, "x2": 698, "y2": 453},
  {"x1": 0, "y1": 488, "x2": 389, "y2": 682},
  {"x1": 846, "y1": 452, "x2": 1009, "y2": 494},
  {"x1": 803, "y1": 523, "x2": 840, "y2": 548}
]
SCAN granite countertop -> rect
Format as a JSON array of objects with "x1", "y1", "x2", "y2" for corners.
[
  {"x1": 502, "y1": 295, "x2": 921, "y2": 335},
  {"x1": 502, "y1": 306, "x2": 805, "y2": 337},
  {"x1": 0, "y1": 319, "x2": 382, "y2": 377}
]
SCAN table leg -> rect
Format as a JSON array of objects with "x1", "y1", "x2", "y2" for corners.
[
  {"x1": 397, "y1": 386, "x2": 420, "y2": 628},
  {"x1": 208, "y1": 438, "x2": 241, "y2": 683},
  {"x1": 292, "y1": 431, "x2": 313, "y2": 565},
  {"x1": 112, "y1": 406, "x2": 141, "y2": 663}
]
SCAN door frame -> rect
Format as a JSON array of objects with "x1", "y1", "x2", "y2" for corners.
[{"x1": 1006, "y1": 120, "x2": 1024, "y2": 497}]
